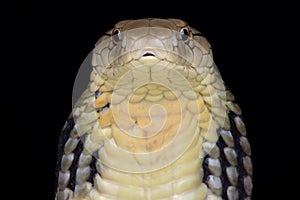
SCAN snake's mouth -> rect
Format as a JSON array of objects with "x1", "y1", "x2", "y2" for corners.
[{"x1": 141, "y1": 51, "x2": 156, "y2": 57}]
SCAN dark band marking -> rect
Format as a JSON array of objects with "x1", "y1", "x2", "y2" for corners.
[
  {"x1": 67, "y1": 134, "x2": 84, "y2": 191},
  {"x1": 203, "y1": 111, "x2": 250, "y2": 199},
  {"x1": 216, "y1": 127, "x2": 231, "y2": 200},
  {"x1": 56, "y1": 95, "x2": 110, "y2": 192},
  {"x1": 55, "y1": 118, "x2": 75, "y2": 190},
  {"x1": 88, "y1": 152, "x2": 99, "y2": 184},
  {"x1": 229, "y1": 112, "x2": 249, "y2": 199},
  {"x1": 203, "y1": 155, "x2": 210, "y2": 183}
]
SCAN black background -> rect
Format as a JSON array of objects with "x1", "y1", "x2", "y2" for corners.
[{"x1": 5, "y1": 1, "x2": 298, "y2": 199}]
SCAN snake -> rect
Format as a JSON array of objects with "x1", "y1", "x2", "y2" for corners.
[{"x1": 55, "y1": 18, "x2": 253, "y2": 200}]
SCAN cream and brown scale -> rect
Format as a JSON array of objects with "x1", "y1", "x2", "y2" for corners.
[{"x1": 55, "y1": 18, "x2": 253, "y2": 200}]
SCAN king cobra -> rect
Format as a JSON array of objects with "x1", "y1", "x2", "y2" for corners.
[{"x1": 55, "y1": 18, "x2": 253, "y2": 200}]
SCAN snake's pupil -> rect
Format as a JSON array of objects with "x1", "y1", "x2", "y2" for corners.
[
  {"x1": 112, "y1": 29, "x2": 121, "y2": 42},
  {"x1": 180, "y1": 27, "x2": 190, "y2": 41}
]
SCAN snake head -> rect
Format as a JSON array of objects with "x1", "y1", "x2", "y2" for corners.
[{"x1": 92, "y1": 18, "x2": 213, "y2": 78}]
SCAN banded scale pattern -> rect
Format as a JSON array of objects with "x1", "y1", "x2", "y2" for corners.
[{"x1": 55, "y1": 18, "x2": 253, "y2": 200}]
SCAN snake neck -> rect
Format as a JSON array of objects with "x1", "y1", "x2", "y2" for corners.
[{"x1": 91, "y1": 122, "x2": 206, "y2": 199}]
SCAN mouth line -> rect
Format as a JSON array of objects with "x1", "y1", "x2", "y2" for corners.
[
  {"x1": 142, "y1": 50, "x2": 156, "y2": 57},
  {"x1": 102, "y1": 49, "x2": 194, "y2": 71}
]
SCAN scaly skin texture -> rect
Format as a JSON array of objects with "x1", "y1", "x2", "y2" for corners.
[{"x1": 55, "y1": 18, "x2": 253, "y2": 200}]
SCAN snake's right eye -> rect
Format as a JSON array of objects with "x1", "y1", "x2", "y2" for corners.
[
  {"x1": 180, "y1": 27, "x2": 191, "y2": 42},
  {"x1": 112, "y1": 29, "x2": 121, "y2": 43}
]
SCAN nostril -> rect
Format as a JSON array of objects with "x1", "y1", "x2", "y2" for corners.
[{"x1": 142, "y1": 52, "x2": 155, "y2": 57}]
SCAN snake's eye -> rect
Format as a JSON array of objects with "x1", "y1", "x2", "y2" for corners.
[
  {"x1": 180, "y1": 27, "x2": 191, "y2": 42},
  {"x1": 112, "y1": 28, "x2": 121, "y2": 43}
]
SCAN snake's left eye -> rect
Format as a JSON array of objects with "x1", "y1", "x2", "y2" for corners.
[
  {"x1": 112, "y1": 28, "x2": 121, "y2": 43},
  {"x1": 180, "y1": 27, "x2": 191, "y2": 42}
]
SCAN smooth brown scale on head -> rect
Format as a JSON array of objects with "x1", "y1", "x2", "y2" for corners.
[
  {"x1": 107, "y1": 18, "x2": 211, "y2": 53},
  {"x1": 114, "y1": 18, "x2": 185, "y2": 32}
]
